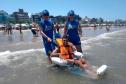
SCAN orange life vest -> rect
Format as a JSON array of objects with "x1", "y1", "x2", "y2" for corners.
[{"x1": 56, "y1": 38, "x2": 72, "y2": 59}]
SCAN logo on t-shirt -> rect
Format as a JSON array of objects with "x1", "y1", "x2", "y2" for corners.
[
  {"x1": 44, "y1": 25, "x2": 52, "y2": 31},
  {"x1": 68, "y1": 24, "x2": 77, "y2": 30}
]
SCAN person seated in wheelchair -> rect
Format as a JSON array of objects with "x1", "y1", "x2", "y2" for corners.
[{"x1": 51, "y1": 35, "x2": 97, "y2": 77}]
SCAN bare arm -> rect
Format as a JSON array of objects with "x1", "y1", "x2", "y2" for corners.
[
  {"x1": 78, "y1": 22, "x2": 82, "y2": 36},
  {"x1": 38, "y1": 25, "x2": 52, "y2": 42},
  {"x1": 39, "y1": 26, "x2": 48, "y2": 39},
  {"x1": 68, "y1": 42, "x2": 77, "y2": 52},
  {"x1": 35, "y1": 23, "x2": 39, "y2": 31},
  {"x1": 53, "y1": 24, "x2": 56, "y2": 34},
  {"x1": 64, "y1": 22, "x2": 67, "y2": 35},
  {"x1": 50, "y1": 47, "x2": 60, "y2": 57},
  {"x1": 51, "y1": 47, "x2": 65, "y2": 59}
]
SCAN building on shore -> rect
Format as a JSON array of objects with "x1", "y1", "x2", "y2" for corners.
[
  {"x1": 11, "y1": 9, "x2": 29, "y2": 23},
  {"x1": 31, "y1": 13, "x2": 41, "y2": 23},
  {"x1": 0, "y1": 10, "x2": 9, "y2": 23}
]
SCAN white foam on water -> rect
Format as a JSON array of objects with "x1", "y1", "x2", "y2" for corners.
[
  {"x1": 81, "y1": 33, "x2": 110, "y2": 45},
  {"x1": 108, "y1": 29, "x2": 126, "y2": 35},
  {"x1": 81, "y1": 29, "x2": 126, "y2": 45},
  {"x1": 14, "y1": 41, "x2": 42, "y2": 46},
  {"x1": 0, "y1": 51, "x2": 11, "y2": 65},
  {"x1": 0, "y1": 48, "x2": 45, "y2": 65},
  {"x1": 0, "y1": 51, "x2": 11, "y2": 56},
  {"x1": 83, "y1": 45, "x2": 92, "y2": 50}
]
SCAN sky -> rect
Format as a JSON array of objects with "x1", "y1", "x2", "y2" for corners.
[{"x1": 0, "y1": 0, "x2": 126, "y2": 20}]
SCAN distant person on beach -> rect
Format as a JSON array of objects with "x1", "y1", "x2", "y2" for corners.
[
  {"x1": 64, "y1": 10, "x2": 83, "y2": 52},
  {"x1": 54, "y1": 23, "x2": 60, "y2": 33},
  {"x1": 0, "y1": 24, "x2": 5, "y2": 31},
  {"x1": 30, "y1": 22, "x2": 39, "y2": 37},
  {"x1": 106, "y1": 24, "x2": 110, "y2": 32},
  {"x1": 54, "y1": 22, "x2": 61, "y2": 40},
  {"x1": 19, "y1": 23, "x2": 22, "y2": 34},
  {"x1": 6, "y1": 23, "x2": 12, "y2": 35},
  {"x1": 39, "y1": 10, "x2": 56, "y2": 63},
  {"x1": 5, "y1": 24, "x2": 8, "y2": 32}
]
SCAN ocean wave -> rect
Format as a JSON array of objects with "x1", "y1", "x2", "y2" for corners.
[
  {"x1": 0, "y1": 48, "x2": 45, "y2": 65},
  {"x1": 81, "y1": 29, "x2": 126, "y2": 45}
]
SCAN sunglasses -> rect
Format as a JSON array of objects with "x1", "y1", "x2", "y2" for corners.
[
  {"x1": 69, "y1": 14, "x2": 74, "y2": 16},
  {"x1": 63, "y1": 39, "x2": 68, "y2": 42},
  {"x1": 43, "y1": 14, "x2": 49, "y2": 16}
]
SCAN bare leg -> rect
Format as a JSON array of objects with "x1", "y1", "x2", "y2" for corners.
[
  {"x1": 75, "y1": 58, "x2": 97, "y2": 77},
  {"x1": 75, "y1": 45, "x2": 82, "y2": 53},
  {"x1": 48, "y1": 55, "x2": 52, "y2": 64}
]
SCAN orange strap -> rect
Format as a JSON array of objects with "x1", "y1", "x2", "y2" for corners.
[{"x1": 56, "y1": 38, "x2": 72, "y2": 59}]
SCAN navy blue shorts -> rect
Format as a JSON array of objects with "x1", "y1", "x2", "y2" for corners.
[{"x1": 43, "y1": 41, "x2": 55, "y2": 56}]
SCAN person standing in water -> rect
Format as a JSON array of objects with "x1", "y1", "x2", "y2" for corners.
[
  {"x1": 64, "y1": 10, "x2": 82, "y2": 52},
  {"x1": 19, "y1": 23, "x2": 22, "y2": 34},
  {"x1": 39, "y1": 10, "x2": 55, "y2": 63},
  {"x1": 30, "y1": 22, "x2": 39, "y2": 37},
  {"x1": 54, "y1": 23, "x2": 60, "y2": 33},
  {"x1": 6, "y1": 23, "x2": 12, "y2": 35}
]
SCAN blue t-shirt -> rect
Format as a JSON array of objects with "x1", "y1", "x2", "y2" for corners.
[
  {"x1": 66, "y1": 20, "x2": 81, "y2": 45},
  {"x1": 39, "y1": 19, "x2": 54, "y2": 41}
]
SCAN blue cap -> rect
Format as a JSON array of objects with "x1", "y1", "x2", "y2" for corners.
[
  {"x1": 67, "y1": 10, "x2": 75, "y2": 16},
  {"x1": 42, "y1": 10, "x2": 49, "y2": 16}
]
